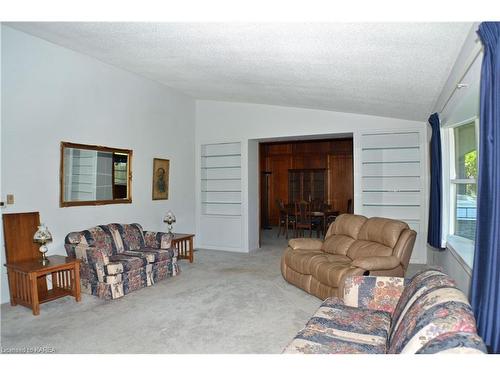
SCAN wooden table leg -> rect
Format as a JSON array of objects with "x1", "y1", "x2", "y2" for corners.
[
  {"x1": 8, "y1": 270, "x2": 18, "y2": 306},
  {"x1": 29, "y1": 272, "x2": 40, "y2": 316},
  {"x1": 74, "y1": 265, "x2": 81, "y2": 302},
  {"x1": 189, "y1": 237, "x2": 194, "y2": 263}
]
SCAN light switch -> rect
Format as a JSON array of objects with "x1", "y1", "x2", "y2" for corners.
[{"x1": 6, "y1": 194, "x2": 14, "y2": 204}]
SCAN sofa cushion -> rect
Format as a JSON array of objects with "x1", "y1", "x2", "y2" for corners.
[
  {"x1": 357, "y1": 217, "x2": 409, "y2": 249},
  {"x1": 390, "y1": 269, "x2": 457, "y2": 339},
  {"x1": 144, "y1": 231, "x2": 174, "y2": 249},
  {"x1": 107, "y1": 254, "x2": 147, "y2": 273},
  {"x1": 343, "y1": 276, "x2": 406, "y2": 314},
  {"x1": 388, "y1": 286, "x2": 477, "y2": 354},
  {"x1": 415, "y1": 332, "x2": 488, "y2": 354},
  {"x1": 283, "y1": 297, "x2": 391, "y2": 354},
  {"x1": 346, "y1": 240, "x2": 393, "y2": 260},
  {"x1": 328, "y1": 214, "x2": 367, "y2": 239},
  {"x1": 70, "y1": 226, "x2": 116, "y2": 256},
  {"x1": 134, "y1": 247, "x2": 174, "y2": 263},
  {"x1": 109, "y1": 223, "x2": 146, "y2": 251},
  {"x1": 321, "y1": 234, "x2": 356, "y2": 255}
]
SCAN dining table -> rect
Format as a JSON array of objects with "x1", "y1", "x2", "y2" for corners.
[{"x1": 285, "y1": 203, "x2": 339, "y2": 237}]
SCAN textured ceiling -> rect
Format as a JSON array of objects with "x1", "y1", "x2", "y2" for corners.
[{"x1": 7, "y1": 22, "x2": 472, "y2": 121}]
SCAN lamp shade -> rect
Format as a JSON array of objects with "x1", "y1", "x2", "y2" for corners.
[
  {"x1": 33, "y1": 224, "x2": 52, "y2": 243},
  {"x1": 163, "y1": 210, "x2": 176, "y2": 224}
]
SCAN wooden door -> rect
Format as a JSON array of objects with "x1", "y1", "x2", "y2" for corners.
[{"x1": 328, "y1": 154, "x2": 353, "y2": 213}]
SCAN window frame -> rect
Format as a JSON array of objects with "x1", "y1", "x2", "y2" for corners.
[{"x1": 441, "y1": 116, "x2": 479, "y2": 268}]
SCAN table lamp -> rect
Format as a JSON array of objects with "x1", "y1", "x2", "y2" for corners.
[
  {"x1": 33, "y1": 223, "x2": 52, "y2": 265},
  {"x1": 163, "y1": 210, "x2": 176, "y2": 234}
]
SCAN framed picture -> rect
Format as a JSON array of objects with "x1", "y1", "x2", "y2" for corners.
[{"x1": 152, "y1": 158, "x2": 170, "y2": 200}]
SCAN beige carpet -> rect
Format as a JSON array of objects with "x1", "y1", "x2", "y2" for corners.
[{"x1": 0, "y1": 229, "x2": 426, "y2": 354}]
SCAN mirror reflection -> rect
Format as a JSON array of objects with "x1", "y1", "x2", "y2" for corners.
[{"x1": 60, "y1": 142, "x2": 132, "y2": 206}]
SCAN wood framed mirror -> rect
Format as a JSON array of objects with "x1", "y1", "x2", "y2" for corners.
[{"x1": 60, "y1": 141, "x2": 132, "y2": 207}]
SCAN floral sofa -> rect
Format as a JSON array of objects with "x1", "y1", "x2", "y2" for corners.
[
  {"x1": 65, "y1": 223, "x2": 179, "y2": 299},
  {"x1": 283, "y1": 269, "x2": 487, "y2": 354}
]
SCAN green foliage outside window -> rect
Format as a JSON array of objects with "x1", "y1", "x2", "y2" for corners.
[{"x1": 464, "y1": 150, "x2": 477, "y2": 196}]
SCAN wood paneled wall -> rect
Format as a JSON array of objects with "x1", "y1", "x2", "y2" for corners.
[{"x1": 260, "y1": 139, "x2": 353, "y2": 226}]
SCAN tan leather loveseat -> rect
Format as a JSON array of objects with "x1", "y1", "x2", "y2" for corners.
[{"x1": 281, "y1": 214, "x2": 416, "y2": 300}]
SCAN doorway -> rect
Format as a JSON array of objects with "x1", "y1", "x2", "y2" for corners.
[{"x1": 259, "y1": 137, "x2": 354, "y2": 246}]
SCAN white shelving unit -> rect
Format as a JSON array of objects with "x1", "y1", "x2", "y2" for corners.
[
  {"x1": 359, "y1": 130, "x2": 426, "y2": 263},
  {"x1": 201, "y1": 142, "x2": 242, "y2": 216}
]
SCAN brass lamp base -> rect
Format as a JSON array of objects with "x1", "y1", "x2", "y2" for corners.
[{"x1": 39, "y1": 245, "x2": 50, "y2": 265}]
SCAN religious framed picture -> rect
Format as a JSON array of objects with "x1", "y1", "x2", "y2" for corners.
[{"x1": 152, "y1": 158, "x2": 170, "y2": 200}]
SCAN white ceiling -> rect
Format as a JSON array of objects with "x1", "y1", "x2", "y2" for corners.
[{"x1": 7, "y1": 22, "x2": 472, "y2": 121}]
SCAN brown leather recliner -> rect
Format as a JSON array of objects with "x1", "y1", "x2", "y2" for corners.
[{"x1": 280, "y1": 214, "x2": 417, "y2": 300}]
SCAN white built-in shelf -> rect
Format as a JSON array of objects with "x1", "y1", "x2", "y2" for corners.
[
  {"x1": 361, "y1": 146, "x2": 420, "y2": 151},
  {"x1": 201, "y1": 142, "x2": 242, "y2": 216},
  {"x1": 201, "y1": 166, "x2": 241, "y2": 169},
  {"x1": 360, "y1": 129, "x2": 426, "y2": 263},
  {"x1": 362, "y1": 161, "x2": 420, "y2": 164},
  {"x1": 202, "y1": 153, "x2": 241, "y2": 158},
  {"x1": 201, "y1": 178, "x2": 241, "y2": 180}
]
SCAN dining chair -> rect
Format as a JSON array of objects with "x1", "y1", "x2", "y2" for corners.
[
  {"x1": 310, "y1": 199, "x2": 326, "y2": 238},
  {"x1": 294, "y1": 201, "x2": 313, "y2": 238},
  {"x1": 277, "y1": 199, "x2": 295, "y2": 239}
]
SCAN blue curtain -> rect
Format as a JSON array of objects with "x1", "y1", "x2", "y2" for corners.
[
  {"x1": 427, "y1": 112, "x2": 444, "y2": 249},
  {"x1": 471, "y1": 22, "x2": 500, "y2": 354}
]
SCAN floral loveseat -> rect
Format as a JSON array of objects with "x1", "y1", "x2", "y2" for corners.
[
  {"x1": 283, "y1": 269, "x2": 487, "y2": 354},
  {"x1": 65, "y1": 223, "x2": 179, "y2": 299}
]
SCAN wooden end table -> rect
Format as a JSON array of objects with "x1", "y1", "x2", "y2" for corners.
[
  {"x1": 5, "y1": 255, "x2": 81, "y2": 315},
  {"x1": 172, "y1": 233, "x2": 195, "y2": 263}
]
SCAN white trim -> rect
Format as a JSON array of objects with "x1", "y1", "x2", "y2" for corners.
[
  {"x1": 441, "y1": 126, "x2": 452, "y2": 247},
  {"x1": 451, "y1": 178, "x2": 476, "y2": 184},
  {"x1": 197, "y1": 245, "x2": 249, "y2": 253},
  {"x1": 446, "y1": 236, "x2": 474, "y2": 276},
  {"x1": 442, "y1": 115, "x2": 478, "y2": 129}
]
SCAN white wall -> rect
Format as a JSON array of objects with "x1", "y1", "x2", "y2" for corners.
[
  {"x1": 0, "y1": 26, "x2": 196, "y2": 304},
  {"x1": 195, "y1": 100, "x2": 427, "y2": 259}
]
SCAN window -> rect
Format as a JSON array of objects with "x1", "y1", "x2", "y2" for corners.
[
  {"x1": 450, "y1": 120, "x2": 478, "y2": 240},
  {"x1": 443, "y1": 118, "x2": 479, "y2": 269},
  {"x1": 288, "y1": 169, "x2": 326, "y2": 203}
]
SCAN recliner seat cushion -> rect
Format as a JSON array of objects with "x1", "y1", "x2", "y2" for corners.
[
  {"x1": 346, "y1": 240, "x2": 393, "y2": 260},
  {"x1": 321, "y1": 234, "x2": 356, "y2": 255}
]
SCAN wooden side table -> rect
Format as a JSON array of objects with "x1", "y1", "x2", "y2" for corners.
[
  {"x1": 172, "y1": 233, "x2": 195, "y2": 263},
  {"x1": 5, "y1": 255, "x2": 81, "y2": 315}
]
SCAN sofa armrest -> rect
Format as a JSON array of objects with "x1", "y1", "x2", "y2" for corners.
[
  {"x1": 288, "y1": 238, "x2": 323, "y2": 251},
  {"x1": 351, "y1": 255, "x2": 400, "y2": 271},
  {"x1": 342, "y1": 275, "x2": 405, "y2": 314},
  {"x1": 143, "y1": 231, "x2": 173, "y2": 249}
]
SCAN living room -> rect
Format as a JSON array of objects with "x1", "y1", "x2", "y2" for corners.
[{"x1": 1, "y1": 0, "x2": 499, "y2": 372}]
